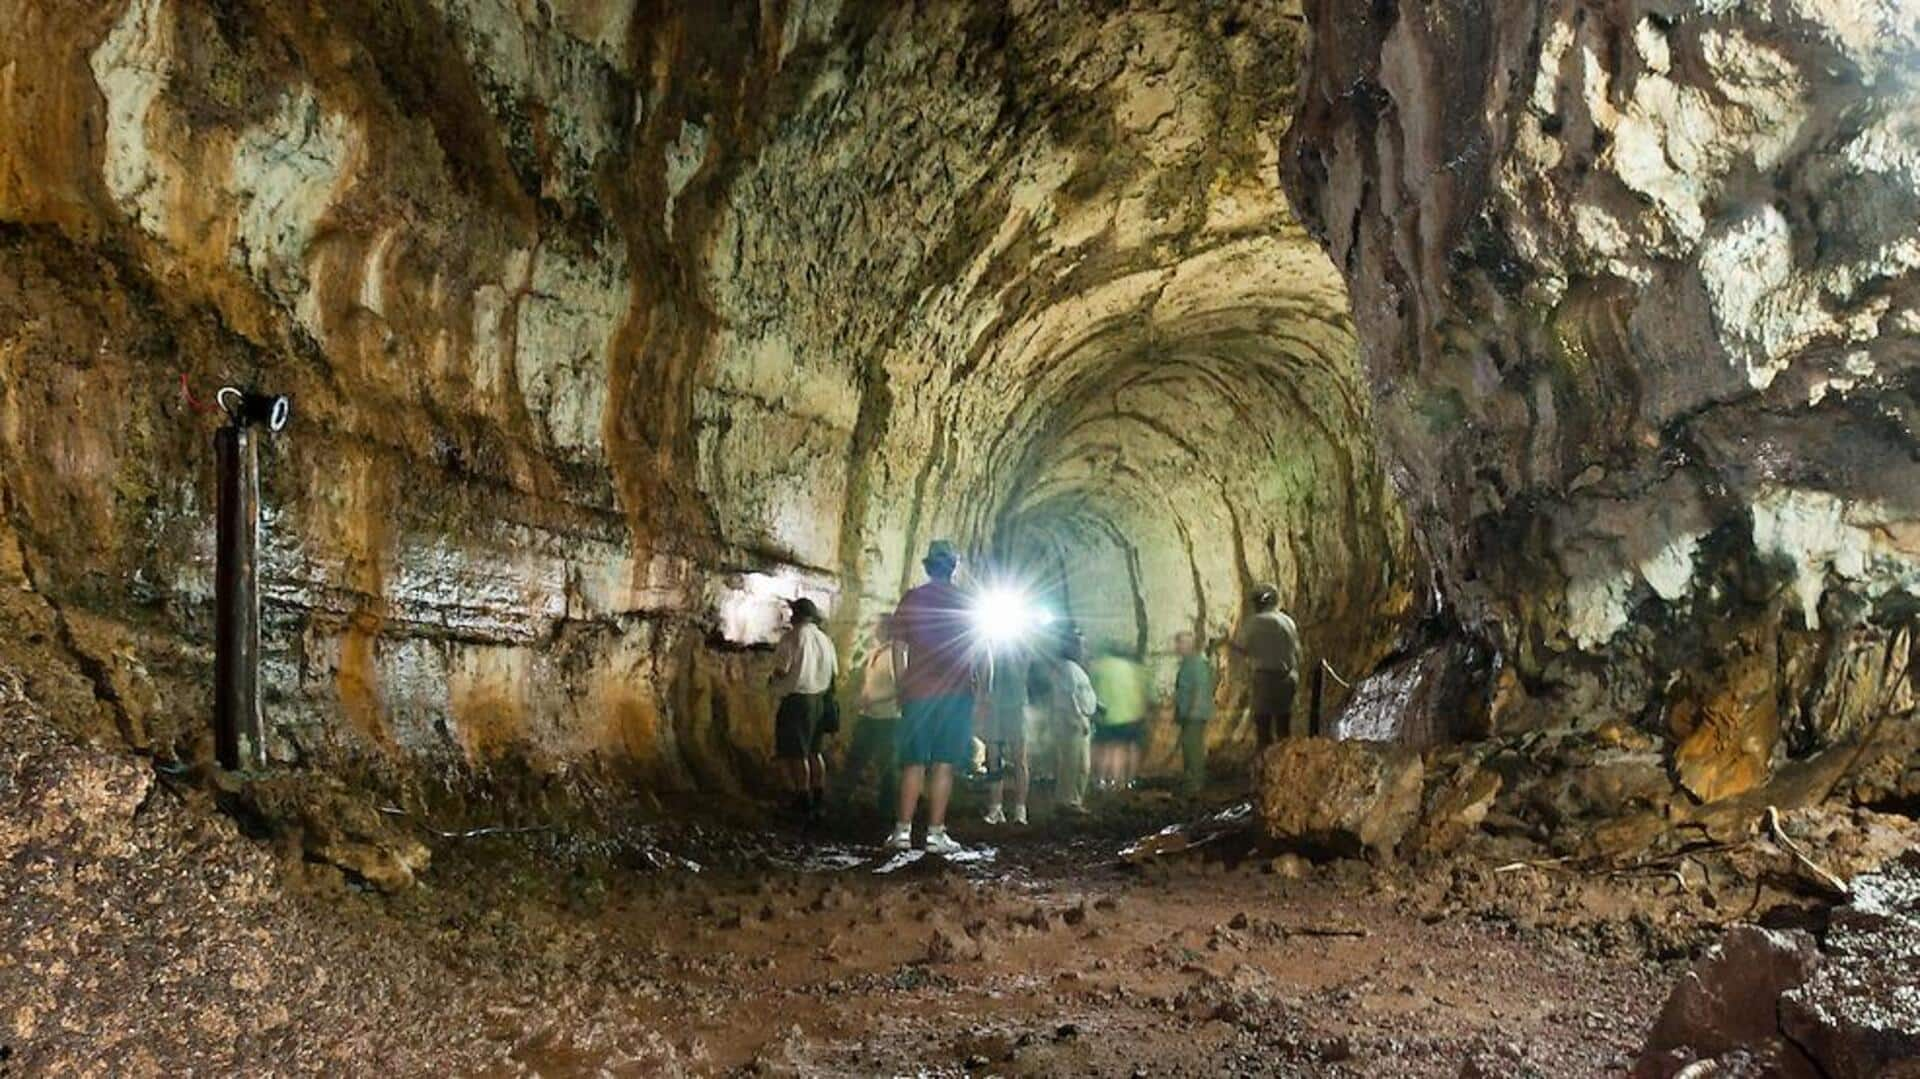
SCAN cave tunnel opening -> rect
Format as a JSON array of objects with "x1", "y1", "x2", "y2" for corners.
[{"x1": 5, "y1": 0, "x2": 1920, "y2": 1071}]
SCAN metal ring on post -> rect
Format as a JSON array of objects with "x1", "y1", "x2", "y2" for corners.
[{"x1": 215, "y1": 387, "x2": 293, "y2": 432}]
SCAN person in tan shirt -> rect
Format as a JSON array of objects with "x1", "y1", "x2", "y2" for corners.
[{"x1": 840, "y1": 615, "x2": 901, "y2": 815}]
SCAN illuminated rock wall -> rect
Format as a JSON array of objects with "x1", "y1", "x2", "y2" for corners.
[
  {"x1": 1286, "y1": 0, "x2": 1920, "y2": 799},
  {"x1": 0, "y1": 0, "x2": 1413, "y2": 792}
]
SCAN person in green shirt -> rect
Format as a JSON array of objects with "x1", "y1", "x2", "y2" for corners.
[
  {"x1": 1171, "y1": 631, "x2": 1216, "y2": 795},
  {"x1": 1087, "y1": 641, "x2": 1147, "y2": 791}
]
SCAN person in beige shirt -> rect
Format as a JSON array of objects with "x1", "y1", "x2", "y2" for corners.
[
  {"x1": 1049, "y1": 634, "x2": 1098, "y2": 815},
  {"x1": 840, "y1": 615, "x2": 901, "y2": 815}
]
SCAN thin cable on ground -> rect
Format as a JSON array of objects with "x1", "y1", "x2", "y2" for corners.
[{"x1": 376, "y1": 804, "x2": 552, "y2": 840}]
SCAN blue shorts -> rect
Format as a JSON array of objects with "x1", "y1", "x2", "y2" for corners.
[{"x1": 896, "y1": 695, "x2": 974, "y2": 768}]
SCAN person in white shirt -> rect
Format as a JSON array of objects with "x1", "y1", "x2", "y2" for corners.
[
  {"x1": 1049, "y1": 633, "x2": 1097, "y2": 816},
  {"x1": 770, "y1": 597, "x2": 838, "y2": 820}
]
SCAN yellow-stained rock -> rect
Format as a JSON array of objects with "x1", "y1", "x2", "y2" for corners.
[{"x1": 1672, "y1": 654, "x2": 1781, "y2": 805}]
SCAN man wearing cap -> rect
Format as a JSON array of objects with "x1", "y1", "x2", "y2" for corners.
[
  {"x1": 1230, "y1": 584, "x2": 1300, "y2": 750},
  {"x1": 887, "y1": 540, "x2": 974, "y2": 854},
  {"x1": 771, "y1": 596, "x2": 838, "y2": 821}
]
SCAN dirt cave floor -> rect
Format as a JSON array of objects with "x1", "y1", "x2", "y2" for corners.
[{"x1": 8, "y1": 721, "x2": 1801, "y2": 1077}]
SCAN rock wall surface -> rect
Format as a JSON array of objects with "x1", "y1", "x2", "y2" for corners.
[
  {"x1": 1287, "y1": 0, "x2": 1920, "y2": 797},
  {"x1": 0, "y1": 0, "x2": 1413, "y2": 796}
]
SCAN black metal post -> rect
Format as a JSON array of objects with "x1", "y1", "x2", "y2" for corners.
[
  {"x1": 1309, "y1": 661, "x2": 1325, "y2": 738},
  {"x1": 214, "y1": 423, "x2": 264, "y2": 771}
]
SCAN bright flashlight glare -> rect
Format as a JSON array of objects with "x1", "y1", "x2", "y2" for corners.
[{"x1": 970, "y1": 586, "x2": 1044, "y2": 645}]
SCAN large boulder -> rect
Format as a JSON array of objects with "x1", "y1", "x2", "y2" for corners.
[
  {"x1": 239, "y1": 778, "x2": 431, "y2": 894},
  {"x1": 1635, "y1": 926, "x2": 1824, "y2": 1079},
  {"x1": 1255, "y1": 738, "x2": 1423, "y2": 857}
]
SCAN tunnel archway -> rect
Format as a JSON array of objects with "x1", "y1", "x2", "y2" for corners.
[
  {"x1": 6, "y1": 0, "x2": 1920, "y2": 1072},
  {"x1": 0, "y1": 0, "x2": 1422, "y2": 784},
  {"x1": 686, "y1": 3, "x2": 1418, "y2": 770}
]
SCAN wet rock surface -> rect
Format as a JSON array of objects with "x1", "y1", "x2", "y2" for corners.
[{"x1": 1779, "y1": 851, "x2": 1920, "y2": 1078}]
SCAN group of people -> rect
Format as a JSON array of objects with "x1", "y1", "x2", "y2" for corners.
[{"x1": 768, "y1": 541, "x2": 1303, "y2": 854}]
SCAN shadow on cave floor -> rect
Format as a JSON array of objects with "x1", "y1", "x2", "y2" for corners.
[{"x1": 648, "y1": 778, "x2": 1255, "y2": 883}]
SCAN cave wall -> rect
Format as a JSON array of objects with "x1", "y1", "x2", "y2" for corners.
[
  {"x1": 1285, "y1": 0, "x2": 1920, "y2": 796},
  {"x1": 0, "y1": 0, "x2": 1414, "y2": 793}
]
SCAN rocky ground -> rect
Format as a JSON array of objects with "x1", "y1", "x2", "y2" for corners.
[{"x1": 17, "y1": 687, "x2": 1916, "y2": 1079}]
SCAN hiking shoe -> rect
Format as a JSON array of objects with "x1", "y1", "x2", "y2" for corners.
[
  {"x1": 983, "y1": 805, "x2": 1006, "y2": 825},
  {"x1": 1009, "y1": 805, "x2": 1028, "y2": 825},
  {"x1": 924, "y1": 828, "x2": 964, "y2": 856},
  {"x1": 885, "y1": 825, "x2": 913, "y2": 851}
]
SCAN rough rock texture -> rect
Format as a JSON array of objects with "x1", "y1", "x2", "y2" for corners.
[
  {"x1": 1255, "y1": 736, "x2": 1424, "y2": 856},
  {"x1": 1780, "y1": 850, "x2": 1920, "y2": 1077},
  {"x1": 0, "y1": 672, "x2": 153, "y2": 862},
  {"x1": 236, "y1": 777, "x2": 433, "y2": 893},
  {"x1": 1638, "y1": 851, "x2": 1920, "y2": 1079},
  {"x1": 0, "y1": 0, "x2": 1414, "y2": 791},
  {"x1": 1636, "y1": 926, "x2": 1824, "y2": 1078},
  {"x1": 1404, "y1": 756, "x2": 1501, "y2": 858},
  {"x1": 1286, "y1": 1, "x2": 1920, "y2": 789}
]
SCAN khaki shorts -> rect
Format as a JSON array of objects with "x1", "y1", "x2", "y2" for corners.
[{"x1": 981, "y1": 703, "x2": 1027, "y2": 750}]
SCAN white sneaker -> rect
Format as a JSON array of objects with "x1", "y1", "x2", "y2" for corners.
[
  {"x1": 1010, "y1": 805, "x2": 1028, "y2": 825},
  {"x1": 983, "y1": 805, "x2": 1006, "y2": 825},
  {"x1": 885, "y1": 825, "x2": 913, "y2": 851},
  {"x1": 924, "y1": 828, "x2": 964, "y2": 856}
]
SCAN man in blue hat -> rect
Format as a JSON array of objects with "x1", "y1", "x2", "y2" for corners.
[{"x1": 886, "y1": 540, "x2": 974, "y2": 854}]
